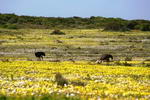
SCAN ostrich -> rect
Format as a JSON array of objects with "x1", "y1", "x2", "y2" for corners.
[
  {"x1": 96, "y1": 54, "x2": 113, "y2": 64},
  {"x1": 35, "y1": 52, "x2": 45, "y2": 61}
]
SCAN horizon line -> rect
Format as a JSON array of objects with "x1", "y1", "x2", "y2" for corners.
[{"x1": 1, "y1": 12, "x2": 150, "y2": 21}]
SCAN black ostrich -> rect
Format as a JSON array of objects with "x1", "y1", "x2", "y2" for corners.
[
  {"x1": 35, "y1": 52, "x2": 45, "y2": 61},
  {"x1": 96, "y1": 54, "x2": 113, "y2": 64}
]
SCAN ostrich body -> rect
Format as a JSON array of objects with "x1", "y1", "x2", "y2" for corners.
[
  {"x1": 35, "y1": 52, "x2": 45, "y2": 61},
  {"x1": 96, "y1": 54, "x2": 113, "y2": 64}
]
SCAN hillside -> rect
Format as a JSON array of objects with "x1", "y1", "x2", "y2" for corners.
[{"x1": 0, "y1": 13, "x2": 150, "y2": 31}]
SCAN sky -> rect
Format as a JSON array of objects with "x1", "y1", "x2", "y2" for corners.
[{"x1": 0, "y1": 0, "x2": 150, "y2": 20}]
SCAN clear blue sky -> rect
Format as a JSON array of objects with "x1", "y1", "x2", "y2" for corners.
[{"x1": 0, "y1": 0, "x2": 150, "y2": 20}]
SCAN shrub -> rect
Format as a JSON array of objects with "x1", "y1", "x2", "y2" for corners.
[
  {"x1": 55, "y1": 72, "x2": 68, "y2": 87},
  {"x1": 3, "y1": 24, "x2": 18, "y2": 29},
  {"x1": 127, "y1": 21, "x2": 138, "y2": 30},
  {"x1": 103, "y1": 21, "x2": 129, "y2": 31},
  {"x1": 140, "y1": 24, "x2": 150, "y2": 31},
  {"x1": 51, "y1": 30, "x2": 65, "y2": 35}
]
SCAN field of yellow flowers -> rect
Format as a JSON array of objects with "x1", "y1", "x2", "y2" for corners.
[{"x1": 0, "y1": 61, "x2": 150, "y2": 100}]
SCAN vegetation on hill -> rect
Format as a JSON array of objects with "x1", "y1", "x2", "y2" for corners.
[{"x1": 0, "y1": 13, "x2": 150, "y2": 31}]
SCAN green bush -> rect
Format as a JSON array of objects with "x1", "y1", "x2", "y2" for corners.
[
  {"x1": 2, "y1": 24, "x2": 18, "y2": 29},
  {"x1": 103, "y1": 21, "x2": 129, "y2": 31},
  {"x1": 55, "y1": 72, "x2": 68, "y2": 86},
  {"x1": 139, "y1": 24, "x2": 150, "y2": 31},
  {"x1": 127, "y1": 21, "x2": 138, "y2": 29},
  {"x1": 51, "y1": 30, "x2": 65, "y2": 35},
  {"x1": 7, "y1": 24, "x2": 18, "y2": 29}
]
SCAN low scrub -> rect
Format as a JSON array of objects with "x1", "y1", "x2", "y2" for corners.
[{"x1": 51, "y1": 30, "x2": 65, "y2": 35}]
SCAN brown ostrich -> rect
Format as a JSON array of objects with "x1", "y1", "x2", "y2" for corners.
[{"x1": 96, "y1": 54, "x2": 113, "y2": 64}]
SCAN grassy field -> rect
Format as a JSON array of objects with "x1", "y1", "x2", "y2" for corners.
[
  {"x1": 0, "y1": 29, "x2": 150, "y2": 61},
  {"x1": 0, "y1": 29, "x2": 150, "y2": 99},
  {"x1": 0, "y1": 61, "x2": 150, "y2": 100}
]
